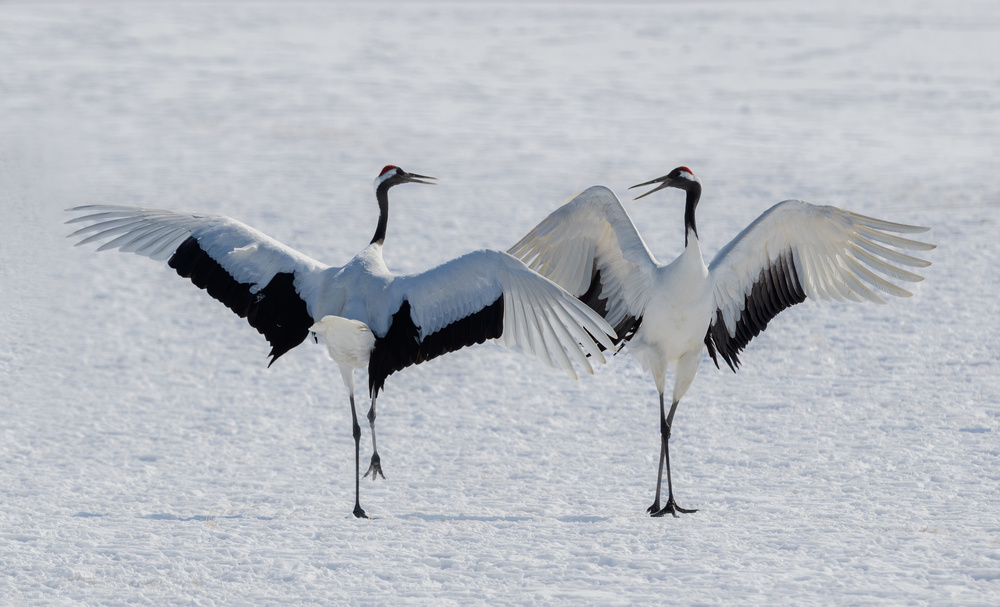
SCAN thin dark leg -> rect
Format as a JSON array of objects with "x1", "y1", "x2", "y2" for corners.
[
  {"x1": 651, "y1": 396, "x2": 697, "y2": 517},
  {"x1": 647, "y1": 392, "x2": 667, "y2": 514},
  {"x1": 363, "y1": 396, "x2": 385, "y2": 480},
  {"x1": 349, "y1": 394, "x2": 368, "y2": 518}
]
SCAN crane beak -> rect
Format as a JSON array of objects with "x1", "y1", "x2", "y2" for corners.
[
  {"x1": 404, "y1": 172, "x2": 437, "y2": 185},
  {"x1": 629, "y1": 175, "x2": 674, "y2": 200}
]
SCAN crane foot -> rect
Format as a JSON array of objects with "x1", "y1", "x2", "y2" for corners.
[
  {"x1": 363, "y1": 453, "x2": 385, "y2": 481},
  {"x1": 650, "y1": 498, "x2": 697, "y2": 518},
  {"x1": 353, "y1": 504, "x2": 369, "y2": 519}
]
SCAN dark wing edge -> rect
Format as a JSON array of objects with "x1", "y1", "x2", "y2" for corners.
[
  {"x1": 167, "y1": 237, "x2": 314, "y2": 366},
  {"x1": 68, "y1": 206, "x2": 321, "y2": 367},
  {"x1": 704, "y1": 250, "x2": 806, "y2": 372},
  {"x1": 578, "y1": 268, "x2": 642, "y2": 353},
  {"x1": 507, "y1": 186, "x2": 654, "y2": 355},
  {"x1": 367, "y1": 295, "x2": 505, "y2": 398}
]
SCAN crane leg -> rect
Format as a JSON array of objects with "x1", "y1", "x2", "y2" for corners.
[
  {"x1": 363, "y1": 396, "x2": 385, "y2": 480},
  {"x1": 647, "y1": 391, "x2": 667, "y2": 514},
  {"x1": 648, "y1": 392, "x2": 697, "y2": 517},
  {"x1": 349, "y1": 394, "x2": 368, "y2": 518}
]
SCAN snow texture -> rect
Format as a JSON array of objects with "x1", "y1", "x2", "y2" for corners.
[{"x1": 1, "y1": 1, "x2": 998, "y2": 604}]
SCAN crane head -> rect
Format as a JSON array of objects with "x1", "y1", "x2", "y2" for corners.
[
  {"x1": 374, "y1": 165, "x2": 437, "y2": 191},
  {"x1": 629, "y1": 166, "x2": 699, "y2": 200}
]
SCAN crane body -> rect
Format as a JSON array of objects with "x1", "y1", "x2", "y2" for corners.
[
  {"x1": 69, "y1": 166, "x2": 616, "y2": 518},
  {"x1": 510, "y1": 167, "x2": 934, "y2": 517}
]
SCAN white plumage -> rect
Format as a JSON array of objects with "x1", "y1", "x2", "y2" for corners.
[
  {"x1": 311, "y1": 315, "x2": 376, "y2": 373},
  {"x1": 68, "y1": 165, "x2": 616, "y2": 518},
  {"x1": 509, "y1": 166, "x2": 934, "y2": 517}
]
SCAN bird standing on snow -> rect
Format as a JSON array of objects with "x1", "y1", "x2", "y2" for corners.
[
  {"x1": 68, "y1": 166, "x2": 616, "y2": 518},
  {"x1": 509, "y1": 166, "x2": 934, "y2": 517}
]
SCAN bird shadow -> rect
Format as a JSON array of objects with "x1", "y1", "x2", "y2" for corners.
[
  {"x1": 555, "y1": 515, "x2": 611, "y2": 523},
  {"x1": 399, "y1": 512, "x2": 533, "y2": 523},
  {"x1": 399, "y1": 512, "x2": 612, "y2": 523},
  {"x1": 139, "y1": 513, "x2": 277, "y2": 522}
]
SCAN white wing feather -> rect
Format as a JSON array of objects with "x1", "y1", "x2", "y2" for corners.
[
  {"x1": 67, "y1": 205, "x2": 330, "y2": 310},
  {"x1": 708, "y1": 199, "x2": 934, "y2": 337},
  {"x1": 387, "y1": 250, "x2": 616, "y2": 379},
  {"x1": 508, "y1": 186, "x2": 658, "y2": 328}
]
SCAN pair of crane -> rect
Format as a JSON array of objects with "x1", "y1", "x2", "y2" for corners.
[{"x1": 68, "y1": 165, "x2": 934, "y2": 518}]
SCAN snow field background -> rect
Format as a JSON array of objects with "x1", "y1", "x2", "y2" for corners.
[{"x1": 1, "y1": 1, "x2": 999, "y2": 604}]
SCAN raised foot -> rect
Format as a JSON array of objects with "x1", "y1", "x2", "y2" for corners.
[
  {"x1": 353, "y1": 504, "x2": 369, "y2": 519},
  {"x1": 650, "y1": 498, "x2": 698, "y2": 518},
  {"x1": 363, "y1": 453, "x2": 385, "y2": 481}
]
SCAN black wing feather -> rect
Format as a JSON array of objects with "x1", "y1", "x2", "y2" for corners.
[
  {"x1": 705, "y1": 251, "x2": 806, "y2": 372},
  {"x1": 167, "y1": 236, "x2": 313, "y2": 365},
  {"x1": 368, "y1": 294, "x2": 505, "y2": 398},
  {"x1": 578, "y1": 268, "x2": 641, "y2": 351}
]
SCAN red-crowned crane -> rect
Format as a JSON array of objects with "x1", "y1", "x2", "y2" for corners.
[
  {"x1": 509, "y1": 166, "x2": 934, "y2": 517},
  {"x1": 67, "y1": 165, "x2": 616, "y2": 518}
]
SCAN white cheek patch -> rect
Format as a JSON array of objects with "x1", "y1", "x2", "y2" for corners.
[{"x1": 373, "y1": 167, "x2": 400, "y2": 191}]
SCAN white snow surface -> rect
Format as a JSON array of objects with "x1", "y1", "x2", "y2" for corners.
[{"x1": 1, "y1": 1, "x2": 998, "y2": 604}]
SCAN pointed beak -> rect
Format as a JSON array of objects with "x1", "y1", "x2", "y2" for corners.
[
  {"x1": 404, "y1": 172, "x2": 437, "y2": 185},
  {"x1": 628, "y1": 175, "x2": 674, "y2": 200}
]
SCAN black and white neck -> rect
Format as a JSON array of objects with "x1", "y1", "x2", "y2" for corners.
[
  {"x1": 680, "y1": 176, "x2": 702, "y2": 248},
  {"x1": 370, "y1": 166, "x2": 398, "y2": 246},
  {"x1": 369, "y1": 165, "x2": 436, "y2": 246},
  {"x1": 629, "y1": 166, "x2": 703, "y2": 248}
]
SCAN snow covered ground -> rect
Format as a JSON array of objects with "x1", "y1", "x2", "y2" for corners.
[{"x1": 1, "y1": 1, "x2": 998, "y2": 604}]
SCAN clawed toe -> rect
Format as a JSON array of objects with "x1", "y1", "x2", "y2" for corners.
[
  {"x1": 649, "y1": 498, "x2": 697, "y2": 518},
  {"x1": 363, "y1": 453, "x2": 385, "y2": 480}
]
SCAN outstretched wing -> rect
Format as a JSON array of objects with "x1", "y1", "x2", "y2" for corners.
[
  {"x1": 67, "y1": 205, "x2": 331, "y2": 364},
  {"x1": 705, "y1": 199, "x2": 935, "y2": 371},
  {"x1": 508, "y1": 186, "x2": 658, "y2": 347},
  {"x1": 367, "y1": 249, "x2": 617, "y2": 397}
]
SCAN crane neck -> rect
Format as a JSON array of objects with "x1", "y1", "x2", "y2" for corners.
[
  {"x1": 370, "y1": 184, "x2": 391, "y2": 245},
  {"x1": 683, "y1": 181, "x2": 701, "y2": 248}
]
